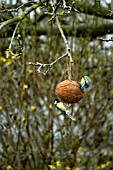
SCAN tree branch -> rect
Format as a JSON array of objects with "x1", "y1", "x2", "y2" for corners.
[
  {"x1": 0, "y1": 2, "x2": 40, "y2": 30},
  {"x1": 28, "y1": 53, "x2": 67, "y2": 75}
]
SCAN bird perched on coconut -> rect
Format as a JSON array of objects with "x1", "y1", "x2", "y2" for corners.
[{"x1": 54, "y1": 76, "x2": 91, "y2": 120}]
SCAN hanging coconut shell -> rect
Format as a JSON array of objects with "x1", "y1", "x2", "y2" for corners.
[
  {"x1": 55, "y1": 80, "x2": 83, "y2": 103},
  {"x1": 55, "y1": 76, "x2": 91, "y2": 104}
]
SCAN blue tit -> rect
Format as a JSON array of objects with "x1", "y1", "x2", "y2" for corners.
[
  {"x1": 80, "y1": 76, "x2": 92, "y2": 91},
  {"x1": 54, "y1": 99, "x2": 75, "y2": 121}
]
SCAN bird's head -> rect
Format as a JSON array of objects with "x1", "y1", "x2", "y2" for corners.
[
  {"x1": 80, "y1": 76, "x2": 91, "y2": 91},
  {"x1": 54, "y1": 99, "x2": 60, "y2": 105},
  {"x1": 54, "y1": 99, "x2": 66, "y2": 112}
]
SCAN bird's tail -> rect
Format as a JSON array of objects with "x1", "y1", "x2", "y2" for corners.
[{"x1": 65, "y1": 110, "x2": 75, "y2": 121}]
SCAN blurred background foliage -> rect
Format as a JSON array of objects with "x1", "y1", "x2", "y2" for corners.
[{"x1": 0, "y1": 0, "x2": 113, "y2": 169}]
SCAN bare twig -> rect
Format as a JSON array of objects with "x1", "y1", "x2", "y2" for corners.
[
  {"x1": 0, "y1": 1, "x2": 37, "y2": 13},
  {"x1": 56, "y1": 16, "x2": 73, "y2": 80},
  {"x1": 47, "y1": 1, "x2": 61, "y2": 22},
  {"x1": 56, "y1": 16, "x2": 68, "y2": 49},
  {"x1": 62, "y1": 0, "x2": 79, "y2": 13},
  {"x1": 98, "y1": 37, "x2": 113, "y2": 42},
  {"x1": 28, "y1": 53, "x2": 67, "y2": 75},
  {"x1": 62, "y1": 0, "x2": 66, "y2": 8},
  {"x1": 108, "y1": 10, "x2": 113, "y2": 16},
  {"x1": 9, "y1": 22, "x2": 20, "y2": 52},
  {"x1": 6, "y1": 21, "x2": 22, "y2": 58}
]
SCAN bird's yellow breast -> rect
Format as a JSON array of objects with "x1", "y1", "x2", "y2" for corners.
[{"x1": 57, "y1": 102, "x2": 66, "y2": 111}]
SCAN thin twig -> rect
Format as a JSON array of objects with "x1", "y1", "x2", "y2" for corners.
[
  {"x1": 98, "y1": 37, "x2": 113, "y2": 42},
  {"x1": 56, "y1": 16, "x2": 73, "y2": 80},
  {"x1": 0, "y1": 1, "x2": 37, "y2": 13},
  {"x1": 56, "y1": 17, "x2": 73, "y2": 63},
  {"x1": 62, "y1": 0, "x2": 66, "y2": 8},
  {"x1": 108, "y1": 10, "x2": 113, "y2": 16},
  {"x1": 9, "y1": 21, "x2": 20, "y2": 50},
  {"x1": 62, "y1": 0, "x2": 79, "y2": 13},
  {"x1": 28, "y1": 53, "x2": 67, "y2": 75},
  {"x1": 6, "y1": 21, "x2": 20, "y2": 58},
  {"x1": 56, "y1": 16, "x2": 68, "y2": 49}
]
